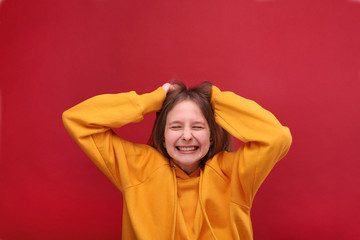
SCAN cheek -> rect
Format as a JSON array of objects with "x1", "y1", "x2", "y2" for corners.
[
  {"x1": 164, "y1": 130, "x2": 179, "y2": 146},
  {"x1": 196, "y1": 132, "x2": 211, "y2": 146}
]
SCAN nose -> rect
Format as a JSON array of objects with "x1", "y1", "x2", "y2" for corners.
[{"x1": 182, "y1": 127, "x2": 193, "y2": 141}]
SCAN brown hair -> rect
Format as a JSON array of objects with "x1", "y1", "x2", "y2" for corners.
[{"x1": 149, "y1": 81, "x2": 232, "y2": 168}]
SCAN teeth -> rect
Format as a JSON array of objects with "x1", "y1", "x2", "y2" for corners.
[{"x1": 178, "y1": 146, "x2": 197, "y2": 151}]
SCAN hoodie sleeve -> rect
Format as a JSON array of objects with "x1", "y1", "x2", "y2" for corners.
[
  {"x1": 62, "y1": 87, "x2": 167, "y2": 191},
  {"x1": 211, "y1": 86, "x2": 292, "y2": 206}
]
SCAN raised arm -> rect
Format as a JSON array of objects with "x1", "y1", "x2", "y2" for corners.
[
  {"x1": 211, "y1": 86, "x2": 292, "y2": 205},
  {"x1": 62, "y1": 87, "x2": 167, "y2": 191}
]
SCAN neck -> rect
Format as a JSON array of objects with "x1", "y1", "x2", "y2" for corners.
[{"x1": 172, "y1": 160, "x2": 200, "y2": 175}]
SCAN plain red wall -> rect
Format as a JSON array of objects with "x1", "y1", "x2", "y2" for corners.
[{"x1": 1, "y1": 0, "x2": 360, "y2": 239}]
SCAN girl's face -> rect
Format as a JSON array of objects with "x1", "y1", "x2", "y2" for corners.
[{"x1": 164, "y1": 100, "x2": 211, "y2": 174}]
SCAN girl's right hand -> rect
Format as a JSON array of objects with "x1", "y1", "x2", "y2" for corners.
[{"x1": 162, "y1": 83, "x2": 177, "y2": 93}]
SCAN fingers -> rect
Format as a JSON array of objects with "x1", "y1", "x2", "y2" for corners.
[
  {"x1": 168, "y1": 84, "x2": 177, "y2": 92},
  {"x1": 162, "y1": 83, "x2": 179, "y2": 93},
  {"x1": 162, "y1": 83, "x2": 171, "y2": 93}
]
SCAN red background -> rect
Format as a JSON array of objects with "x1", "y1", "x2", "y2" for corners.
[{"x1": 1, "y1": 0, "x2": 360, "y2": 239}]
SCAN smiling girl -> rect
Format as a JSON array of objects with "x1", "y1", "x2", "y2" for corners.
[{"x1": 63, "y1": 81, "x2": 291, "y2": 240}]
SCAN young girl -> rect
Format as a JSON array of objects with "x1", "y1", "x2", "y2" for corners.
[{"x1": 63, "y1": 81, "x2": 292, "y2": 240}]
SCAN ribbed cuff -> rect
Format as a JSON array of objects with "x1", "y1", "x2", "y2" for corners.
[{"x1": 211, "y1": 85, "x2": 221, "y2": 103}]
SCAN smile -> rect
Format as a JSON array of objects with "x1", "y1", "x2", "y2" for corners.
[{"x1": 176, "y1": 146, "x2": 199, "y2": 151}]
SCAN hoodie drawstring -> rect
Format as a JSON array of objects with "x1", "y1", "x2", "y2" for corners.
[
  {"x1": 171, "y1": 164, "x2": 178, "y2": 240},
  {"x1": 171, "y1": 165, "x2": 218, "y2": 240},
  {"x1": 199, "y1": 168, "x2": 218, "y2": 240}
]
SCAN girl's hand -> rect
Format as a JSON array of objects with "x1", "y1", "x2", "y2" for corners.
[{"x1": 162, "y1": 83, "x2": 177, "y2": 93}]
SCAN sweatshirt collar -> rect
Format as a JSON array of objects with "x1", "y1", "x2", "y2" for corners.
[{"x1": 170, "y1": 160, "x2": 200, "y2": 179}]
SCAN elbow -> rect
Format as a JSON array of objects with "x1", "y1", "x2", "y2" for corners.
[
  {"x1": 62, "y1": 109, "x2": 74, "y2": 132},
  {"x1": 274, "y1": 126, "x2": 292, "y2": 158},
  {"x1": 263, "y1": 126, "x2": 292, "y2": 160},
  {"x1": 62, "y1": 110, "x2": 70, "y2": 127},
  {"x1": 279, "y1": 126, "x2": 292, "y2": 145},
  {"x1": 62, "y1": 109, "x2": 80, "y2": 142}
]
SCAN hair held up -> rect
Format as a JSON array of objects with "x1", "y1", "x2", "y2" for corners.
[{"x1": 149, "y1": 81, "x2": 232, "y2": 168}]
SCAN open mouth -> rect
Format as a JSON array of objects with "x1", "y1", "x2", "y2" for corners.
[{"x1": 176, "y1": 146, "x2": 199, "y2": 151}]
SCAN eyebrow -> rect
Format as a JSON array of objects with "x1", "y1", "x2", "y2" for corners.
[
  {"x1": 192, "y1": 121, "x2": 206, "y2": 125},
  {"x1": 167, "y1": 121, "x2": 182, "y2": 125},
  {"x1": 167, "y1": 120, "x2": 206, "y2": 125}
]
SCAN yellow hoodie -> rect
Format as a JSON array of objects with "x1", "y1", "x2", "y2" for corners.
[{"x1": 62, "y1": 86, "x2": 292, "y2": 240}]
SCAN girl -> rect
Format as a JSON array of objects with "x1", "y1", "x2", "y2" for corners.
[{"x1": 63, "y1": 81, "x2": 292, "y2": 240}]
